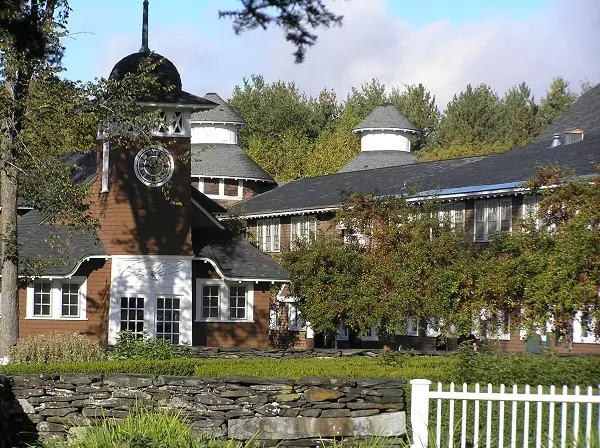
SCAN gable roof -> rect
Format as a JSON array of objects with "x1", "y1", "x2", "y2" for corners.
[
  {"x1": 534, "y1": 83, "x2": 600, "y2": 144},
  {"x1": 17, "y1": 210, "x2": 105, "y2": 276},
  {"x1": 194, "y1": 230, "x2": 289, "y2": 281},
  {"x1": 191, "y1": 143, "x2": 275, "y2": 182},
  {"x1": 191, "y1": 92, "x2": 246, "y2": 124},
  {"x1": 353, "y1": 103, "x2": 419, "y2": 133},
  {"x1": 229, "y1": 135, "x2": 600, "y2": 217},
  {"x1": 337, "y1": 150, "x2": 419, "y2": 173}
]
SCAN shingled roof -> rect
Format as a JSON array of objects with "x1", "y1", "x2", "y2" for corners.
[
  {"x1": 17, "y1": 210, "x2": 105, "y2": 276},
  {"x1": 338, "y1": 150, "x2": 419, "y2": 173},
  {"x1": 229, "y1": 135, "x2": 600, "y2": 217},
  {"x1": 353, "y1": 103, "x2": 419, "y2": 133},
  {"x1": 534, "y1": 83, "x2": 600, "y2": 144},
  {"x1": 194, "y1": 230, "x2": 289, "y2": 281},
  {"x1": 191, "y1": 143, "x2": 275, "y2": 182},
  {"x1": 191, "y1": 92, "x2": 246, "y2": 124}
]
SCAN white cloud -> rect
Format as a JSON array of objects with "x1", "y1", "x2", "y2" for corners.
[{"x1": 98, "y1": 0, "x2": 600, "y2": 108}]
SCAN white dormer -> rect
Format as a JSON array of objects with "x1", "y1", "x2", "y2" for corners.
[{"x1": 190, "y1": 92, "x2": 246, "y2": 145}]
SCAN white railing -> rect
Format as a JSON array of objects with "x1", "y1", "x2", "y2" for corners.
[{"x1": 410, "y1": 379, "x2": 600, "y2": 448}]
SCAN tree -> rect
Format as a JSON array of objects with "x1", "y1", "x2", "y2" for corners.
[
  {"x1": 499, "y1": 82, "x2": 540, "y2": 148},
  {"x1": 283, "y1": 193, "x2": 473, "y2": 339},
  {"x1": 219, "y1": 0, "x2": 343, "y2": 63},
  {"x1": 472, "y1": 167, "x2": 600, "y2": 344},
  {"x1": 389, "y1": 83, "x2": 440, "y2": 150},
  {"x1": 539, "y1": 77, "x2": 578, "y2": 128}
]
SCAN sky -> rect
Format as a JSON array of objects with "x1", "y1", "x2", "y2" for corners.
[{"x1": 63, "y1": 0, "x2": 600, "y2": 109}]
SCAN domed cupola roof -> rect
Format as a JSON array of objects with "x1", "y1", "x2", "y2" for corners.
[
  {"x1": 353, "y1": 103, "x2": 419, "y2": 133},
  {"x1": 109, "y1": 51, "x2": 182, "y2": 92},
  {"x1": 108, "y1": 0, "x2": 214, "y2": 109}
]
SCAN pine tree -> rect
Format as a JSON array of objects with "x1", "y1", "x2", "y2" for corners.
[
  {"x1": 539, "y1": 77, "x2": 578, "y2": 128},
  {"x1": 500, "y1": 82, "x2": 540, "y2": 147}
]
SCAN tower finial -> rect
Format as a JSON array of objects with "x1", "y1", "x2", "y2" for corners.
[{"x1": 139, "y1": 0, "x2": 149, "y2": 53}]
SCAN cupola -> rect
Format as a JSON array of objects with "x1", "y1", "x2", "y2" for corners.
[
  {"x1": 352, "y1": 103, "x2": 420, "y2": 152},
  {"x1": 190, "y1": 93, "x2": 246, "y2": 145},
  {"x1": 337, "y1": 103, "x2": 421, "y2": 173}
]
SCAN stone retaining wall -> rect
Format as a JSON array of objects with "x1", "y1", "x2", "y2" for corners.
[{"x1": 0, "y1": 373, "x2": 406, "y2": 447}]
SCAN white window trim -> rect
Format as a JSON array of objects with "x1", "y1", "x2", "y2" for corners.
[
  {"x1": 290, "y1": 215, "x2": 317, "y2": 249},
  {"x1": 196, "y1": 279, "x2": 254, "y2": 323},
  {"x1": 573, "y1": 311, "x2": 599, "y2": 344},
  {"x1": 439, "y1": 202, "x2": 465, "y2": 229},
  {"x1": 360, "y1": 328, "x2": 379, "y2": 341},
  {"x1": 474, "y1": 198, "x2": 513, "y2": 242},
  {"x1": 197, "y1": 178, "x2": 244, "y2": 200},
  {"x1": 287, "y1": 303, "x2": 305, "y2": 331},
  {"x1": 257, "y1": 218, "x2": 280, "y2": 253},
  {"x1": 101, "y1": 141, "x2": 110, "y2": 193},
  {"x1": 26, "y1": 277, "x2": 87, "y2": 320}
]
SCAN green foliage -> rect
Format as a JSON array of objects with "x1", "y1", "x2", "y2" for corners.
[
  {"x1": 283, "y1": 193, "x2": 474, "y2": 337},
  {"x1": 8, "y1": 332, "x2": 106, "y2": 364},
  {"x1": 113, "y1": 330, "x2": 190, "y2": 360},
  {"x1": 37, "y1": 407, "x2": 257, "y2": 448},
  {"x1": 500, "y1": 82, "x2": 540, "y2": 147},
  {"x1": 473, "y1": 167, "x2": 600, "y2": 342},
  {"x1": 4, "y1": 355, "x2": 600, "y2": 388},
  {"x1": 539, "y1": 76, "x2": 578, "y2": 127}
]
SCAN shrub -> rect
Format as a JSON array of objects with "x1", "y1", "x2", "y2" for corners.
[
  {"x1": 112, "y1": 330, "x2": 190, "y2": 360},
  {"x1": 9, "y1": 332, "x2": 105, "y2": 364}
]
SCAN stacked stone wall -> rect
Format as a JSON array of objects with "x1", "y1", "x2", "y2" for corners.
[{"x1": 0, "y1": 373, "x2": 406, "y2": 447}]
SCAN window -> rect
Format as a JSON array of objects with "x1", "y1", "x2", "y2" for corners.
[
  {"x1": 484, "y1": 311, "x2": 511, "y2": 341},
  {"x1": 523, "y1": 194, "x2": 551, "y2": 230},
  {"x1": 197, "y1": 281, "x2": 255, "y2": 322},
  {"x1": 407, "y1": 317, "x2": 419, "y2": 336},
  {"x1": 27, "y1": 278, "x2": 86, "y2": 320},
  {"x1": 229, "y1": 286, "x2": 246, "y2": 320},
  {"x1": 120, "y1": 296, "x2": 145, "y2": 337},
  {"x1": 202, "y1": 285, "x2": 220, "y2": 319},
  {"x1": 287, "y1": 303, "x2": 304, "y2": 331},
  {"x1": 156, "y1": 297, "x2": 180, "y2": 344},
  {"x1": 291, "y1": 215, "x2": 317, "y2": 248},
  {"x1": 360, "y1": 328, "x2": 379, "y2": 341},
  {"x1": 61, "y1": 282, "x2": 80, "y2": 317},
  {"x1": 439, "y1": 202, "x2": 465, "y2": 229},
  {"x1": 197, "y1": 178, "x2": 243, "y2": 199},
  {"x1": 256, "y1": 218, "x2": 280, "y2": 252},
  {"x1": 269, "y1": 303, "x2": 281, "y2": 330},
  {"x1": 155, "y1": 111, "x2": 185, "y2": 136},
  {"x1": 474, "y1": 198, "x2": 512, "y2": 241},
  {"x1": 336, "y1": 324, "x2": 349, "y2": 341},
  {"x1": 33, "y1": 282, "x2": 52, "y2": 317}
]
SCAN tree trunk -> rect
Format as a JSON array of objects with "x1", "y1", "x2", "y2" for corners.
[
  {"x1": 0, "y1": 154, "x2": 19, "y2": 358},
  {"x1": 0, "y1": 79, "x2": 21, "y2": 359}
]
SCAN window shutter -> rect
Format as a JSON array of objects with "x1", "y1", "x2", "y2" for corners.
[{"x1": 272, "y1": 218, "x2": 280, "y2": 252}]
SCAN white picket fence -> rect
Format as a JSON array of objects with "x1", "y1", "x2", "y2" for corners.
[{"x1": 410, "y1": 379, "x2": 600, "y2": 448}]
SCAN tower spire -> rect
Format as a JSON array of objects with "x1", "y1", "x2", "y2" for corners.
[{"x1": 139, "y1": 0, "x2": 149, "y2": 53}]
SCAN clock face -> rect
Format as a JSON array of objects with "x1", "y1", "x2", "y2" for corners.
[{"x1": 134, "y1": 146, "x2": 174, "y2": 187}]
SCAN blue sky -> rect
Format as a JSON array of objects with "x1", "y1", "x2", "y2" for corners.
[{"x1": 63, "y1": 0, "x2": 598, "y2": 107}]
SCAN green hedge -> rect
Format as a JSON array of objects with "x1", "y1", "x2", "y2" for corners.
[{"x1": 1, "y1": 354, "x2": 599, "y2": 387}]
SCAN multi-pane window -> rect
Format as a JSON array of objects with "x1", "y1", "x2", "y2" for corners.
[
  {"x1": 198, "y1": 178, "x2": 243, "y2": 199},
  {"x1": 61, "y1": 282, "x2": 80, "y2": 317},
  {"x1": 33, "y1": 282, "x2": 51, "y2": 317},
  {"x1": 287, "y1": 303, "x2": 304, "y2": 331},
  {"x1": 229, "y1": 286, "x2": 246, "y2": 320},
  {"x1": 474, "y1": 198, "x2": 512, "y2": 241},
  {"x1": 120, "y1": 296, "x2": 145, "y2": 337},
  {"x1": 290, "y1": 215, "x2": 317, "y2": 248},
  {"x1": 202, "y1": 285, "x2": 220, "y2": 319},
  {"x1": 523, "y1": 195, "x2": 545, "y2": 229},
  {"x1": 439, "y1": 202, "x2": 465, "y2": 229},
  {"x1": 485, "y1": 311, "x2": 511, "y2": 341},
  {"x1": 256, "y1": 218, "x2": 280, "y2": 252},
  {"x1": 156, "y1": 297, "x2": 180, "y2": 344}
]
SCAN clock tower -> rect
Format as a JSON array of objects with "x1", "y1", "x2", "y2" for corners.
[{"x1": 95, "y1": 0, "x2": 216, "y2": 345}]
